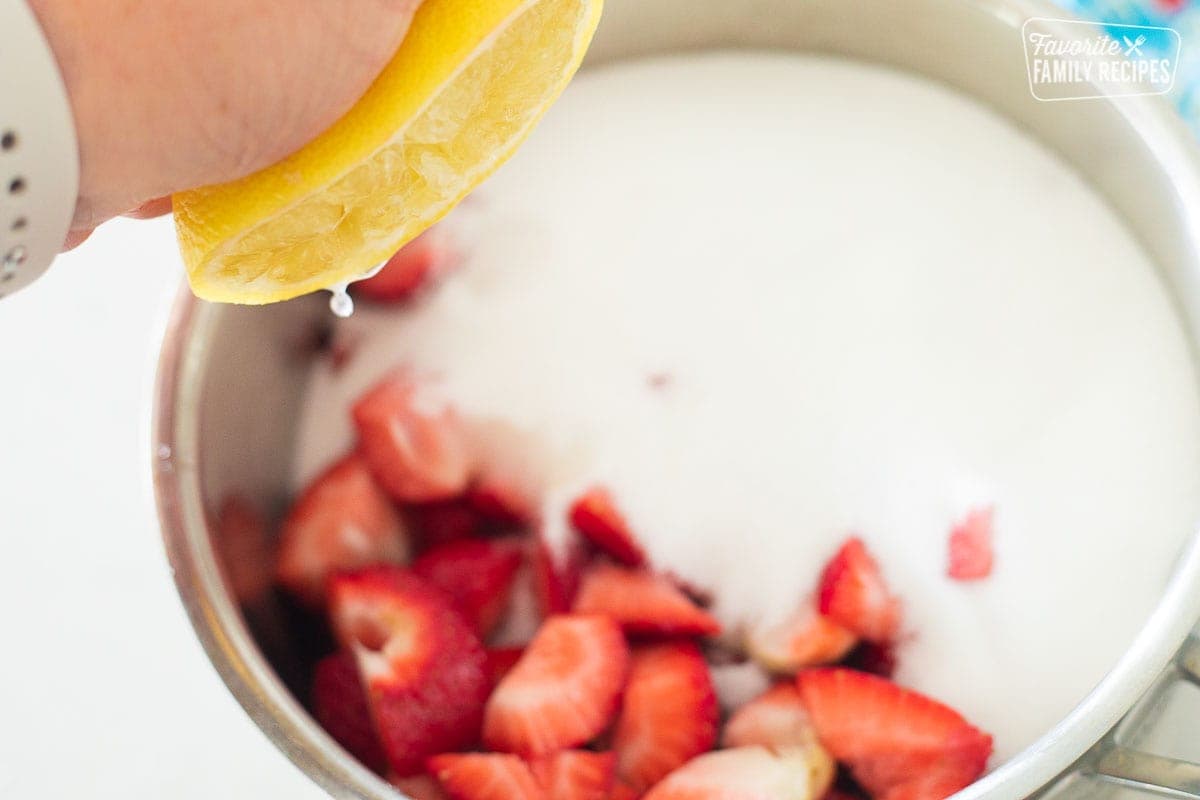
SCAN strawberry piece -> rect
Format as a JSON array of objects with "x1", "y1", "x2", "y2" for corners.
[
  {"x1": 609, "y1": 782, "x2": 641, "y2": 800},
  {"x1": 641, "y1": 747, "x2": 833, "y2": 800},
  {"x1": 312, "y1": 651, "x2": 388, "y2": 774},
  {"x1": 390, "y1": 774, "x2": 451, "y2": 800},
  {"x1": 796, "y1": 669, "x2": 992, "y2": 800},
  {"x1": 745, "y1": 602, "x2": 857, "y2": 673},
  {"x1": 573, "y1": 564, "x2": 721, "y2": 638},
  {"x1": 613, "y1": 642, "x2": 719, "y2": 792},
  {"x1": 484, "y1": 647, "x2": 525, "y2": 688},
  {"x1": 722, "y1": 683, "x2": 827, "y2": 754},
  {"x1": 276, "y1": 454, "x2": 409, "y2": 605},
  {"x1": 408, "y1": 500, "x2": 484, "y2": 549},
  {"x1": 215, "y1": 495, "x2": 275, "y2": 604},
  {"x1": 428, "y1": 753, "x2": 547, "y2": 800},
  {"x1": 530, "y1": 751, "x2": 616, "y2": 800},
  {"x1": 947, "y1": 508, "x2": 994, "y2": 581},
  {"x1": 483, "y1": 614, "x2": 629, "y2": 757},
  {"x1": 817, "y1": 538, "x2": 901, "y2": 643},
  {"x1": 568, "y1": 487, "x2": 647, "y2": 566},
  {"x1": 469, "y1": 478, "x2": 536, "y2": 527},
  {"x1": 413, "y1": 538, "x2": 524, "y2": 636},
  {"x1": 355, "y1": 229, "x2": 458, "y2": 303},
  {"x1": 353, "y1": 375, "x2": 473, "y2": 503},
  {"x1": 842, "y1": 641, "x2": 898, "y2": 679},
  {"x1": 328, "y1": 567, "x2": 489, "y2": 776},
  {"x1": 532, "y1": 537, "x2": 586, "y2": 616}
]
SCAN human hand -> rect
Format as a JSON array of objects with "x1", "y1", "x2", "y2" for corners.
[{"x1": 27, "y1": 0, "x2": 422, "y2": 247}]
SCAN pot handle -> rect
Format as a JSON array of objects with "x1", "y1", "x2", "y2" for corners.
[{"x1": 1088, "y1": 635, "x2": 1200, "y2": 798}]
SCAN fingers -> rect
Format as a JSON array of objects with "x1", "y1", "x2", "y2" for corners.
[
  {"x1": 62, "y1": 228, "x2": 94, "y2": 251},
  {"x1": 124, "y1": 196, "x2": 173, "y2": 220}
]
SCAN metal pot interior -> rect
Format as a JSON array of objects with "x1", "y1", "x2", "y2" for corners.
[{"x1": 154, "y1": 0, "x2": 1200, "y2": 798}]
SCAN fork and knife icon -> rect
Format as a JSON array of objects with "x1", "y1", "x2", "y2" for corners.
[{"x1": 1122, "y1": 34, "x2": 1147, "y2": 56}]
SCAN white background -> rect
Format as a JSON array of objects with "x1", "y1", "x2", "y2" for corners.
[{"x1": 0, "y1": 218, "x2": 325, "y2": 799}]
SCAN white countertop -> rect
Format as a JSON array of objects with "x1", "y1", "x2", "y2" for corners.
[{"x1": 0, "y1": 218, "x2": 326, "y2": 799}]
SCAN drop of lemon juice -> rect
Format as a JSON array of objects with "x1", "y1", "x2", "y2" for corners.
[{"x1": 325, "y1": 259, "x2": 390, "y2": 318}]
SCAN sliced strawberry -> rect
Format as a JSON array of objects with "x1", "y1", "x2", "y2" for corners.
[
  {"x1": 328, "y1": 567, "x2": 489, "y2": 776},
  {"x1": 641, "y1": 747, "x2": 833, "y2": 800},
  {"x1": 408, "y1": 499, "x2": 484, "y2": 549},
  {"x1": 947, "y1": 508, "x2": 994, "y2": 581},
  {"x1": 613, "y1": 642, "x2": 719, "y2": 792},
  {"x1": 573, "y1": 564, "x2": 721, "y2": 638},
  {"x1": 609, "y1": 782, "x2": 641, "y2": 800},
  {"x1": 722, "y1": 684, "x2": 828, "y2": 756},
  {"x1": 569, "y1": 487, "x2": 647, "y2": 567},
  {"x1": 484, "y1": 647, "x2": 525, "y2": 688},
  {"x1": 483, "y1": 614, "x2": 629, "y2": 757},
  {"x1": 428, "y1": 753, "x2": 547, "y2": 800},
  {"x1": 532, "y1": 536, "x2": 586, "y2": 617},
  {"x1": 390, "y1": 774, "x2": 451, "y2": 800},
  {"x1": 353, "y1": 375, "x2": 473, "y2": 503},
  {"x1": 745, "y1": 602, "x2": 857, "y2": 673},
  {"x1": 413, "y1": 538, "x2": 524, "y2": 637},
  {"x1": 842, "y1": 640, "x2": 898, "y2": 679},
  {"x1": 355, "y1": 228, "x2": 458, "y2": 303},
  {"x1": 311, "y1": 651, "x2": 388, "y2": 774},
  {"x1": 796, "y1": 669, "x2": 992, "y2": 800},
  {"x1": 817, "y1": 538, "x2": 901, "y2": 643},
  {"x1": 530, "y1": 751, "x2": 616, "y2": 800},
  {"x1": 276, "y1": 454, "x2": 409, "y2": 605},
  {"x1": 469, "y1": 477, "x2": 536, "y2": 527},
  {"x1": 215, "y1": 495, "x2": 275, "y2": 604}
]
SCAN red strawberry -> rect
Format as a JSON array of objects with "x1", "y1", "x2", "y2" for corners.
[
  {"x1": 613, "y1": 642, "x2": 719, "y2": 792},
  {"x1": 947, "y1": 508, "x2": 994, "y2": 581},
  {"x1": 328, "y1": 567, "x2": 489, "y2": 776},
  {"x1": 532, "y1": 536, "x2": 586, "y2": 616},
  {"x1": 276, "y1": 454, "x2": 409, "y2": 605},
  {"x1": 353, "y1": 375, "x2": 473, "y2": 503},
  {"x1": 573, "y1": 565, "x2": 721, "y2": 638},
  {"x1": 215, "y1": 495, "x2": 275, "y2": 604},
  {"x1": 842, "y1": 640, "x2": 898, "y2": 679},
  {"x1": 312, "y1": 651, "x2": 388, "y2": 774},
  {"x1": 413, "y1": 538, "x2": 524, "y2": 636},
  {"x1": 530, "y1": 751, "x2": 616, "y2": 800},
  {"x1": 469, "y1": 477, "x2": 536, "y2": 527},
  {"x1": 641, "y1": 747, "x2": 832, "y2": 800},
  {"x1": 355, "y1": 228, "x2": 458, "y2": 303},
  {"x1": 722, "y1": 683, "x2": 827, "y2": 754},
  {"x1": 484, "y1": 614, "x2": 629, "y2": 757},
  {"x1": 390, "y1": 774, "x2": 451, "y2": 800},
  {"x1": 609, "y1": 782, "x2": 641, "y2": 800},
  {"x1": 484, "y1": 647, "x2": 525, "y2": 688},
  {"x1": 745, "y1": 602, "x2": 857, "y2": 673},
  {"x1": 796, "y1": 669, "x2": 992, "y2": 800},
  {"x1": 817, "y1": 538, "x2": 901, "y2": 643},
  {"x1": 409, "y1": 499, "x2": 484, "y2": 549},
  {"x1": 428, "y1": 753, "x2": 547, "y2": 800},
  {"x1": 569, "y1": 487, "x2": 646, "y2": 566}
]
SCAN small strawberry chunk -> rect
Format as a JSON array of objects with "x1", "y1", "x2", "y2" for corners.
[
  {"x1": 312, "y1": 651, "x2": 388, "y2": 774},
  {"x1": 469, "y1": 477, "x2": 536, "y2": 527},
  {"x1": 408, "y1": 500, "x2": 484, "y2": 549},
  {"x1": 745, "y1": 602, "x2": 857, "y2": 673},
  {"x1": 355, "y1": 229, "x2": 458, "y2": 303},
  {"x1": 215, "y1": 495, "x2": 275, "y2": 604},
  {"x1": 817, "y1": 538, "x2": 901, "y2": 643},
  {"x1": 569, "y1": 487, "x2": 647, "y2": 567},
  {"x1": 642, "y1": 747, "x2": 832, "y2": 800},
  {"x1": 947, "y1": 508, "x2": 994, "y2": 581},
  {"x1": 609, "y1": 782, "x2": 641, "y2": 800},
  {"x1": 413, "y1": 538, "x2": 524, "y2": 636},
  {"x1": 483, "y1": 614, "x2": 629, "y2": 757},
  {"x1": 613, "y1": 642, "x2": 719, "y2": 792},
  {"x1": 428, "y1": 753, "x2": 547, "y2": 800},
  {"x1": 484, "y1": 647, "x2": 525, "y2": 688},
  {"x1": 573, "y1": 564, "x2": 721, "y2": 638},
  {"x1": 328, "y1": 567, "x2": 489, "y2": 776},
  {"x1": 532, "y1": 536, "x2": 586, "y2": 616},
  {"x1": 796, "y1": 669, "x2": 992, "y2": 800},
  {"x1": 842, "y1": 640, "x2": 898, "y2": 679},
  {"x1": 353, "y1": 375, "x2": 473, "y2": 503},
  {"x1": 276, "y1": 454, "x2": 409, "y2": 605},
  {"x1": 530, "y1": 751, "x2": 616, "y2": 800},
  {"x1": 722, "y1": 684, "x2": 827, "y2": 756},
  {"x1": 390, "y1": 774, "x2": 451, "y2": 800}
]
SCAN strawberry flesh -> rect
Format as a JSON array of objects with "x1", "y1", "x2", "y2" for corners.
[
  {"x1": 947, "y1": 508, "x2": 994, "y2": 582},
  {"x1": 796, "y1": 668, "x2": 992, "y2": 800},
  {"x1": 613, "y1": 642, "x2": 719, "y2": 792},
  {"x1": 413, "y1": 538, "x2": 524, "y2": 637},
  {"x1": 569, "y1": 486, "x2": 647, "y2": 566},
  {"x1": 722, "y1": 683, "x2": 823, "y2": 752},
  {"x1": 428, "y1": 753, "x2": 547, "y2": 800},
  {"x1": 817, "y1": 538, "x2": 901, "y2": 643},
  {"x1": 531, "y1": 536, "x2": 586, "y2": 617},
  {"x1": 530, "y1": 750, "x2": 616, "y2": 800},
  {"x1": 573, "y1": 564, "x2": 721, "y2": 638},
  {"x1": 354, "y1": 228, "x2": 457, "y2": 303},
  {"x1": 484, "y1": 614, "x2": 629, "y2": 757},
  {"x1": 408, "y1": 499, "x2": 484, "y2": 550},
  {"x1": 328, "y1": 567, "x2": 489, "y2": 776},
  {"x1": 311, "y1": 650, "x2": 388, "y2": 774}
]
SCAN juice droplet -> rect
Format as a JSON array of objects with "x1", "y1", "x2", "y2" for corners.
[{"x1": 329, "y1": 284, "x2": 354, "y2": 318}]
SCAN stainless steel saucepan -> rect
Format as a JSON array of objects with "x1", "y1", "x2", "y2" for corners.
[{"x1": 153, "y1": 0, "x2": 1200, "y2": 797}]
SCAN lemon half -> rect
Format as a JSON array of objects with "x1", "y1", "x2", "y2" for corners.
[{"x1": 174, "y1": 0, "x2": 603, "y2": 304}]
